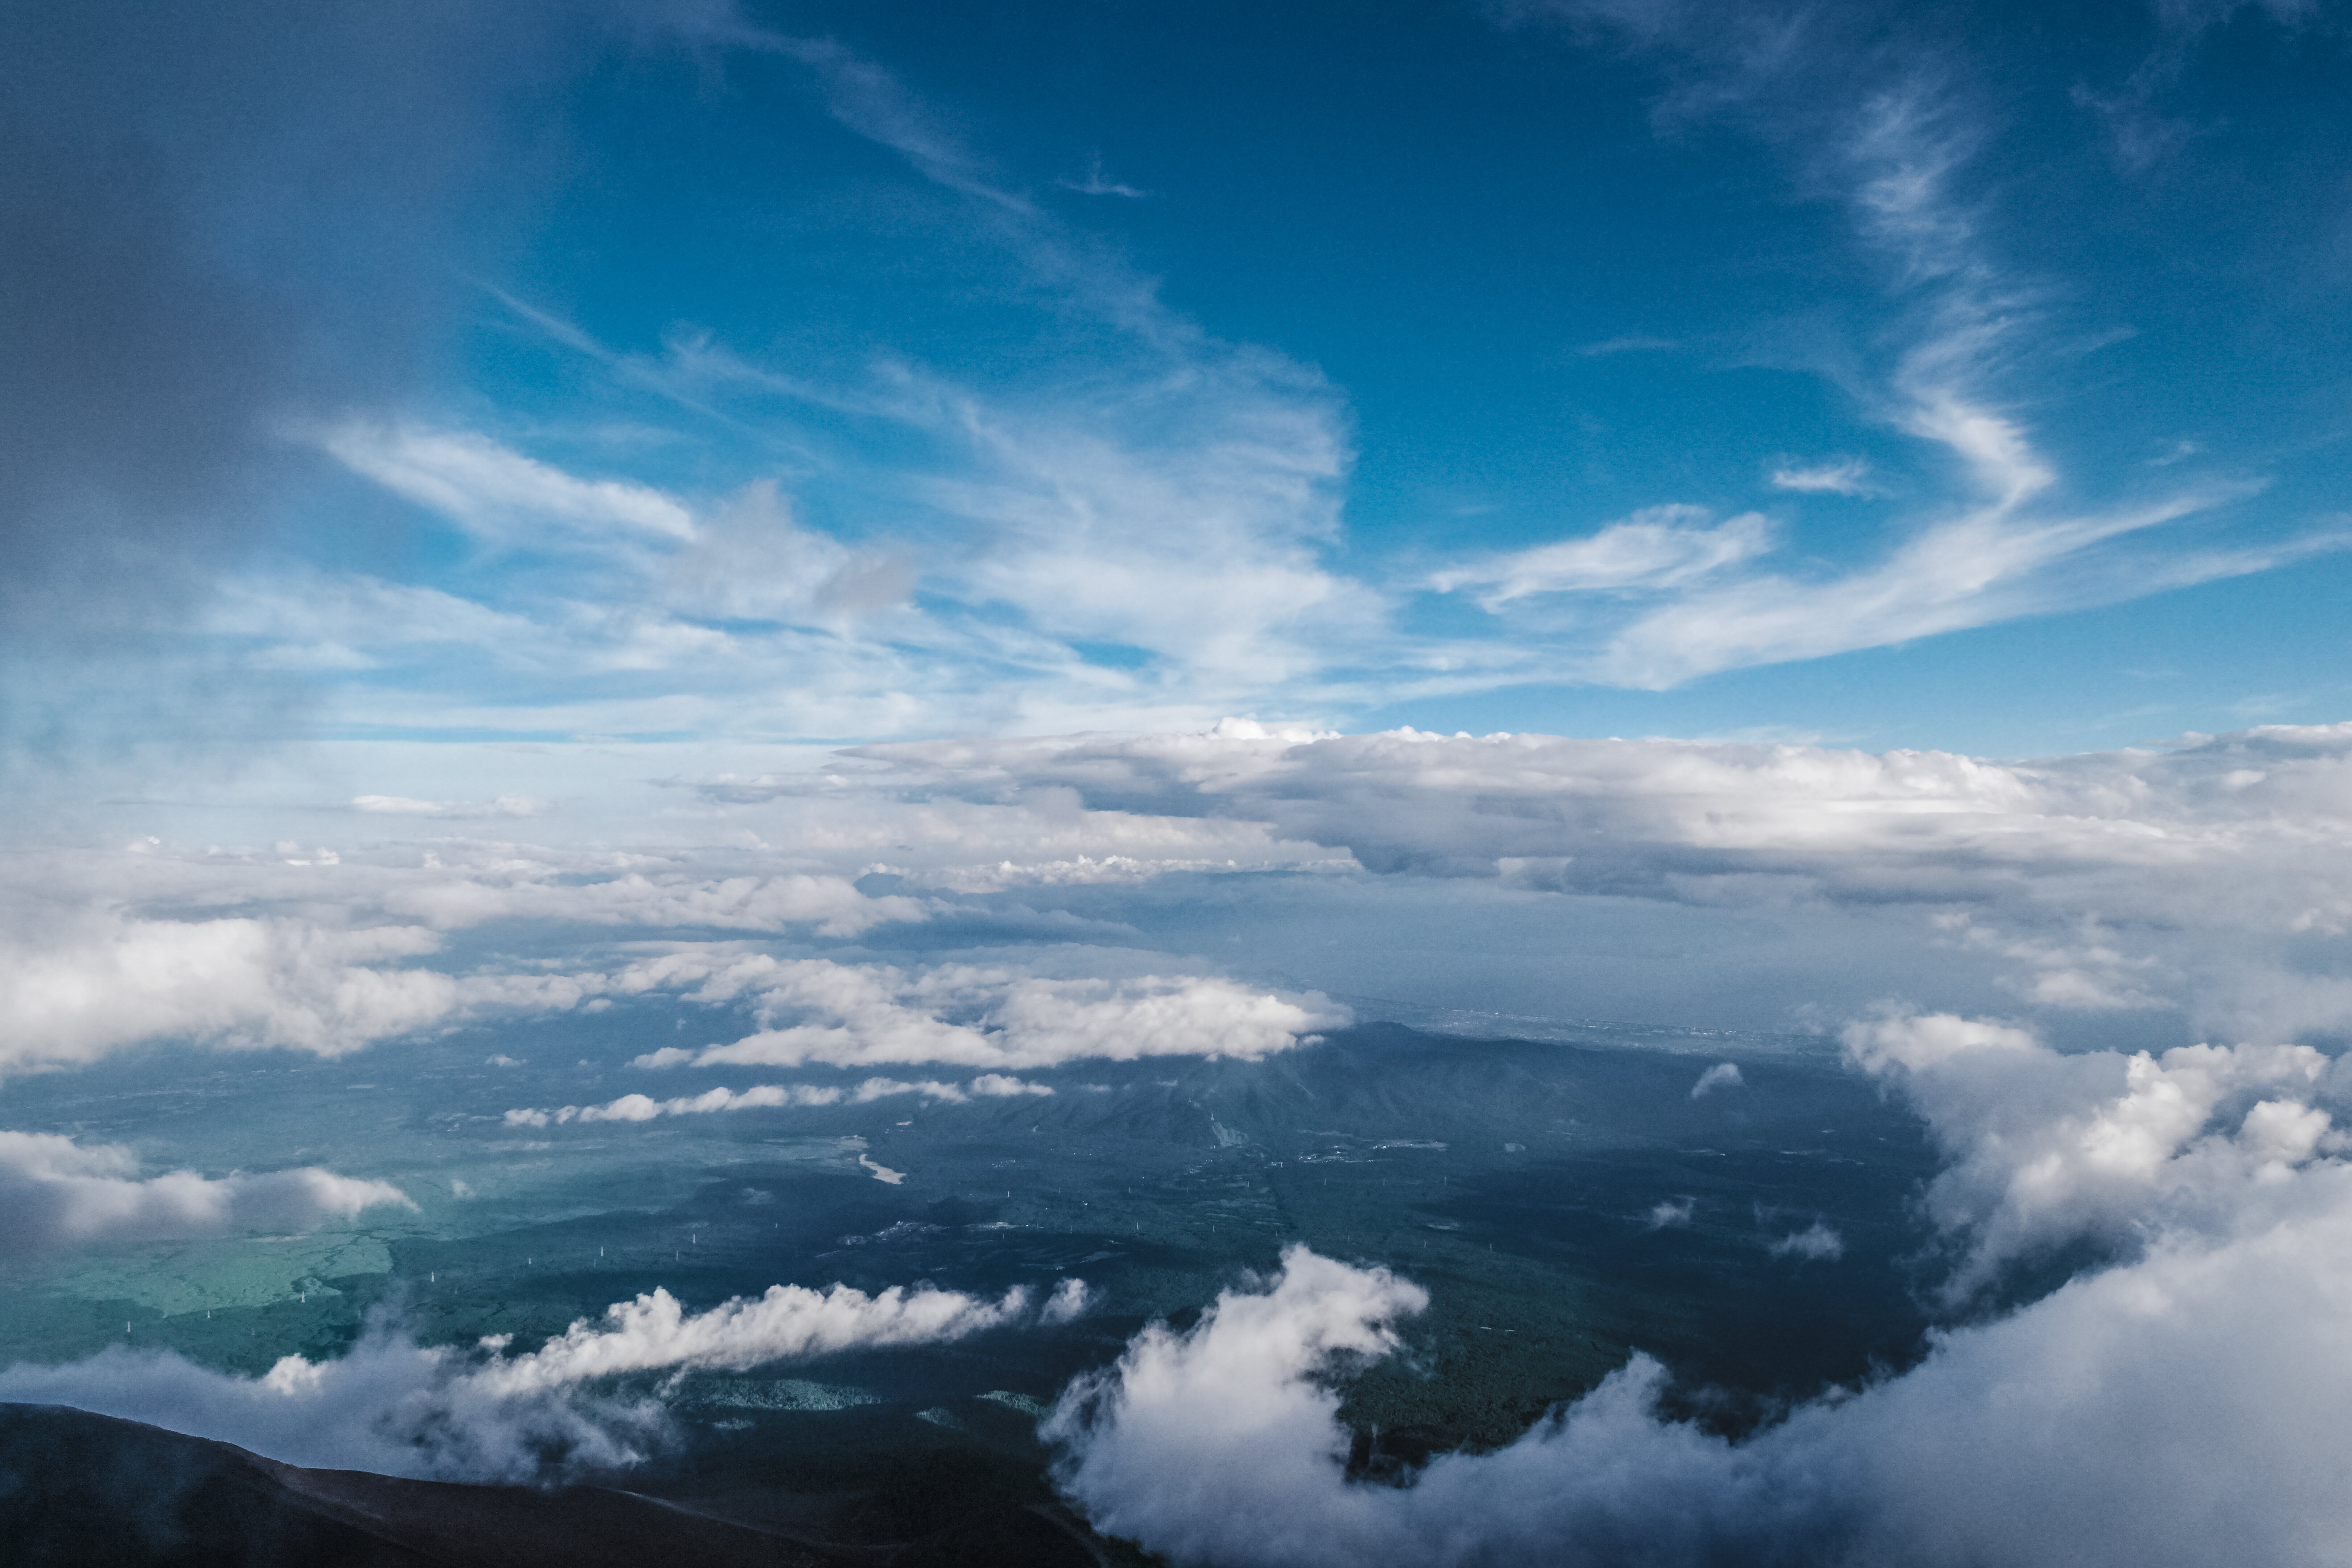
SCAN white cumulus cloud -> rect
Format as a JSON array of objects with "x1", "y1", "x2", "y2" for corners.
[
  {"x1": 1845, "y1": 1009, "x2": 2342, "y2": 1300},
  {"x1": 1768, "y1": 1221, "x2": 1845, "y2": 1262},
  {"x1": 503, "y1": 1083, "x2": 846, "y2": 1127}
]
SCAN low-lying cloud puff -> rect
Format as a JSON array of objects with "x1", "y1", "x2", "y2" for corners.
[
  {"x1": 1767, "y1": 1221, "x2": 1844, "y2": 1262},
  {"x1": 0, "y1": 1131, "x2": 412, "y2": 1262},
  {"x1": 1690, "y1": 1062, "x2": 1743, "y2": 1098},
  {"x1": 0, "y1": 1273, "x2": 1080, "y2": 1482},
  {"x1": 624, "y1": 955, "x2": 1347, "y2": 1072},
  {"x1": 971, "y1": 1071, "x2": 1055, "y2": 1097},
  {"x1": 1040, "y1": 1278, "x2": 1091, "y2": 1323},
  {"x1": 1045, "y1": 1247, "x2": 1432, "y2": 1568}
]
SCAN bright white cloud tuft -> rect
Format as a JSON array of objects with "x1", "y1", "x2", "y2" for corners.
[
  {"x1": 1045, "y1": 1245, "x2": 1430, "y2": 1567},
  {"x1": 499, "y1": 1071, "x2": 1060, "y2": 1127},
  {"x1": 971, "y1": 1072, "x2": 1055, "y2": 1097},
  {"x1": 1645, "y1": 1197, "x2": 1695, "y2": 1229}
]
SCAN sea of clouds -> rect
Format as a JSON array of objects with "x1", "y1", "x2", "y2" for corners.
[{"x1": 10, "y1": 720, "x2": 2352, "y2": 1081}]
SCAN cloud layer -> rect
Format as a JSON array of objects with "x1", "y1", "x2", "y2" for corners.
[
  {"x1": 852, "y1": 720, "x2": 2352, "y2": 1040},
  {"x1": 15, "y1": 718, "x2": 2352, "y2": 1076}
]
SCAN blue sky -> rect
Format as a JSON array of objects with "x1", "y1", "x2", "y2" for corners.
[
  {"x1": 5, "y1": 0, "x2": 2352, "y2": 1057},
  {"x1": 11, "y1": 0, "x2": 2352, "y2": 806}
]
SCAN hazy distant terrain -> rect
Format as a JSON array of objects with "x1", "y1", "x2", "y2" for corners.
[{"x1": 0, "y1": 1020, "x2": 1941, "y2": 1561}]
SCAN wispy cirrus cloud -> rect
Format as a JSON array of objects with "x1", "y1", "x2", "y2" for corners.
[
  {"x1": 318, "y1": 422, "x2": 695, "y2": 548},
  {"x1": 279, "y1": 28, "x2": 1374, "y2": 739},
  {"x1": 1429, "y1": 506, "x2": 1772, "y2": 608},
  {"x1": 1059, "y1": 160, "x2": 1150, "y2": 199},
  {"x1": 1589, "y1": 484, "x2": 2254, "y2": 689},
  {"x1": 1768, "y1": 457, "x2": 1880, "y2": 495},
  {"x1": 1415, "y1": 3, "x2": 2350, "y2": 694}
]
